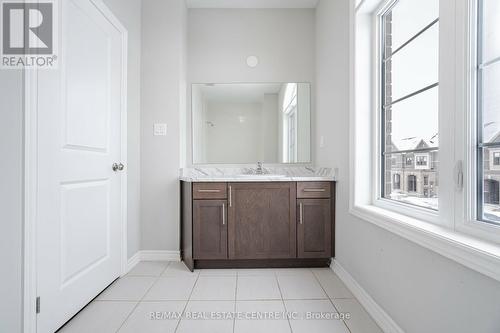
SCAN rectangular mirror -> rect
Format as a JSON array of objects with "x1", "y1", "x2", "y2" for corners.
[{"x1": 192, "y1": 83, "x2": 311, "y2": 164}]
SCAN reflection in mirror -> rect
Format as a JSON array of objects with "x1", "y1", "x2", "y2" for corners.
[{"x1": 192, "y1": 83, "x2": 311, "y2": 164}]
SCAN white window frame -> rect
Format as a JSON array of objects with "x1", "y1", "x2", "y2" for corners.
[
  {"x1": 350, "y1": 0, "x2": 500, "y2": 283},
  {"x1": 455, "y1": 0, "x2": 500, "y2": 244},
  {"x1": 371, "y1": 0, "x2": 441, "y2": 224}
]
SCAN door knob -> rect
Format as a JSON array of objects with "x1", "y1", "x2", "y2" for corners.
[{"x1": 112, "y1": 163, "x2": 125, "y2": 172}]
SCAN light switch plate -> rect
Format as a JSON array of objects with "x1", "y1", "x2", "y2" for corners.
[{"x1": 154, "y1": 123, "x2": 167, "y2": 136}]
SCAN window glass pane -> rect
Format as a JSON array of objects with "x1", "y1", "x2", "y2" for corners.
[
  {"x1": 382, "y1": 0, "x2": 439, "y2": 211},
  {"x1": 478, "y1": 0, "x2": 500, "y2": 224},
  {"x1": 482, "y1": 0, "x2": 500, "y2": 63},
  {"x1": 390, "y1": 23, "x2": 439, "y2": 100},
  {"x1": 383, "y1": 152, "x2": 439, "y2": 210},
  {"x1": 386, "y1": 87, "x2": 439, "y2": 153},
  {"x1": 481, "y1": 148, "x2": 500, "y2": 223},
  {"x1": 390, "y1": 0, "x2": 439, "y2": 50},
  {"x1": 481, "y1": 61, "x2": 500, "y2": 143}
]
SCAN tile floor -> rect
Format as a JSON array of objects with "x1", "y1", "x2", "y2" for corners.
[{"x1": 58, "y1": 261, "x2": 382, "y2": 333}]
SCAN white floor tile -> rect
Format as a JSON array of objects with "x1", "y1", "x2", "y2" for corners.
[
  {"x1": 332, "y1": 298, "x2": 383, "y2": 333},
  {"x1": 143, "y1": 276, "x2": 198, "y2": 301},
  {"x1": 277, "y1": 275, "x2": 328, "y2": 300},
  {"x1": 237, "y1": 276, "x2": 281, "y2": 300},
  {"x1": 127, "y1": 261, "x2": 170, "y2": 277},
  {"x1": 285, "y1": 299, "x2": 350, "y2": 333},
  {"x1": 312, "y1": 268, "x2": 354, "y2": 299},
  {"x1": 274, "y1": 268, "x2": 314, "y2": 276},
  {"x1": 162, "y1": 261, "x2": 199, "y2": 277},
  {"x1": 237, "y1": 268, "x2": 276, "y2": 276},
  {"x1": 117, "y1": 301, "x2": 186, "y2": 333},
  {"x1": 197, "y1": 268, "x2": 238, "y2": 276},
  {"x1": 190, "y1": 276, "x2": 237, "y2": 300},
  {"x1": 234, "y1": 300, "x2": 291, "y2": 333},
  {"x1": 176, "y1": 301, "x2": 235, "y2": 333},
  {"x1": 59, "y1": 301, "x2": 136, "y2": 333},
  {"x1": 97, "y1": 276, "x2": 156, "y2": 301}
]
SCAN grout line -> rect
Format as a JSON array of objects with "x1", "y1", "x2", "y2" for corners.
[
  {"x1": 330, "y1": 301, "x2": 353, "y2": 333},
  {"x1": 114, "y1": 267, "x2": 166, "y2": 333},
  {"x1": 274, "y1": 270, "x2": 294, "y2": 333},
  {"x1": 173, "y1": 268, "x2": 201, "y2": 333},
  {"x1": 311, "y1": 269, "x2": 352, "y2": 333},
  {"x1": 233, "y1": 273, "x2": 238, "y2": 333}
]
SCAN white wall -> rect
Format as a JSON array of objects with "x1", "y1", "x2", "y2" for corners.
[
  {"x1": 186, "y1": 8, "x2": 315, "y2": 165},
  {"x1": 141, "y1": 0, "x2": 187, "y2": 252},
  {"x1": 102, "y1": 0, "x2": 142, "y2": 260},
  {"x1": 0, "y1": 71, "x2": 24, "y2": 333},
  {"x1": 316, "y1": 1, "x2": 500, "y2": 332}
]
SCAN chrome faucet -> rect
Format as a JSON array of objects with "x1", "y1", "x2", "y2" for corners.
[{"x1": 256, "y1": 162, "x2": 263, "y2": 174}]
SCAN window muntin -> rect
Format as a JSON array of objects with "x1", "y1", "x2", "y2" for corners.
[
  {"x1": 477, "y1": 0, "x2": 500, "y2": 224},
  {"x1": 381, "y1": 0, "x2": 439, "y2": 211}
]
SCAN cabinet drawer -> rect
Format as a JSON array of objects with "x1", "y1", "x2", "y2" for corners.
[
  {"x1": 297, "y1": 182, "x2": 331, "y2": 199},
  {"x1": 193, "y1": 183, "x2": 227, "y2": 199}
]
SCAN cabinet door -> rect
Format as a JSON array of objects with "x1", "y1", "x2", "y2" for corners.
[
  {"x1": 228, "y1": 182, "x2": 296, "y2": 259},
  {"x1": 297, "y1": 199, "x2": 332, "y2": 258},
  {"x1": 193, "y1": 200, "x2": 228, "y2": 259}
]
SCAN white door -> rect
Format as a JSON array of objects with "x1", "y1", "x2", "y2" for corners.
[{"x1": 36, "y1": 0, "x2": 124, "y2": 332}]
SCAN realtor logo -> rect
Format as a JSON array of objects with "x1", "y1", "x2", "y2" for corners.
[{"x1": 1, "y1": 0, "x2": 58, "y2": 68}]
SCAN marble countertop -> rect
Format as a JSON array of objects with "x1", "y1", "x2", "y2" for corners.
[{"x1": 180, "y1": 167, "x2": 336, "y2": 182}]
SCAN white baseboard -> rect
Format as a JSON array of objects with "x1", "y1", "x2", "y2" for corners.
[
  {"x1": 124, "y1": 250, "x2": 181, "y2": 275},
  {"x1": 124, "y1": 251, "x2": 141, "y2": 274},
  {"x1": 140, "y1": 250, "x2": 181, "y2": 262},
  {"x1": 331, "y1": 259, "x2": 405, "y2": 333}
]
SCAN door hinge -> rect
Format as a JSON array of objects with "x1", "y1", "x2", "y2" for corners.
[{"x1": 36, "y1": 297, "x2": 40, "y2": 314}]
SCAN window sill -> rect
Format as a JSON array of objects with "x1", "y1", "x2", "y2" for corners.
[{"x1": 350, "y1": 204, "x2": 500, "y2": 283}]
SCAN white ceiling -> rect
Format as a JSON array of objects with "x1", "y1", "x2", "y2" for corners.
[{"x1": 186, "y1": 0, "x2": 319, "y2": 9}]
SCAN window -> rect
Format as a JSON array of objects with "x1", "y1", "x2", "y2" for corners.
[
  {"x1": 407, "y1": 175, "x2": 417, "y2": 192},
  {"x1": 493, "y1": 152, "x2": 500, "y2": 166},
  {"x1": 416, "y1": 155, "x2": 428, "y2": 166},
  {"x1": 381, "y1": 0, "x2": 439, "y2": 210},
  {"x1": 352, "y1": 0, "x2": 500, "y2": 284},
  {"x1": 477, "y1": 0, "x2": 500, "y2": 224},
  {"x1": 393, "y1": 173, "x2": 401, "y2": 189}
]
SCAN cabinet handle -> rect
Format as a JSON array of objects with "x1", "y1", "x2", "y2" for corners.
[
  {"x1": 229, "y1": 186, "x2": 232, "y2": 207},
  {"x1": 303, "y1": 188, "x2": 326, "y2": 192},
  {"x1": 299, "y1": 203, "x2": 303, "y2": 224},
  {"x1": 222, "y1": 203, "x2": 225, "y2": 225},
  {"x1": 197, "y1": 189, "x2": 221, "y2": 193}
]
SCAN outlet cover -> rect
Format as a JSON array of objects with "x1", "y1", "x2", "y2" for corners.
[{"x1": 154, "y1": 123, "x2": 167, "y2": 136}]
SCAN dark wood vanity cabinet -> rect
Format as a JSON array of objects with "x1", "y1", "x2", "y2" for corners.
[
  {"x1": 193, "y1": 200, "x2": 228, "y2": 259},
  {"x1": 297, "y1": 199, "x2": 331, "y2": 258},
  {"x1": 181, "y1": 181, "x2": 335, "y2": 270},
  {"x1": 228, "y1": 182, "x2": 296, "y2": 260}
]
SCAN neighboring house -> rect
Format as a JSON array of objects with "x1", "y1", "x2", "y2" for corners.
[
  {"x1": 386, "y1": 135, "x2": 439, "y2": 201},
  {"x1": 385, "y1": 131, "x2": 500, "y2": 209},
  {"x1": 484, "y1": 132, "x2": 500, "y2": 206}
]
